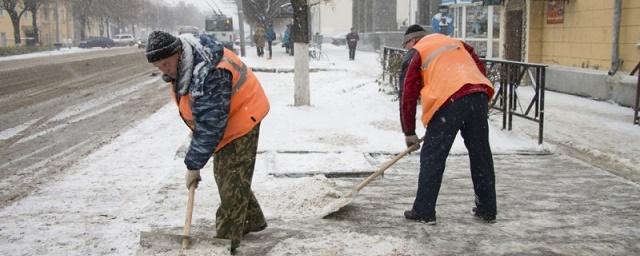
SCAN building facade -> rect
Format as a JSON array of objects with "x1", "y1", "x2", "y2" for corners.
[
  {"x1": 0, "y1": 7, "x2": 31, "y2": 47},
  {"x1": 526, "y1": 0, "x2": 639, "y2": 73},
  {"x1": 0, "y1": 1, "x2": 106, "y2": 48}
]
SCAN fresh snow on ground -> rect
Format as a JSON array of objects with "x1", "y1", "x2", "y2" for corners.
[
  {"x1": 0, "y1": 47, "x2": 115, "y2": 62},
  {"x1": 2, "y1": 43, "x2": 637, "y2": 256}
]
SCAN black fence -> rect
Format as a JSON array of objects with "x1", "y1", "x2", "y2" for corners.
[
  {"x1": 632, "y1": 62, "x2": 640, "y2": 125},
  {"x1": 483, "y1": 58, "x2": 547, "y2": 144},
  {"x1": 381, "y1": 46, "x2": 406, "y2": 89},
  {"x1": 381, "y1": 46, "x2": 547, "y2": 144}
]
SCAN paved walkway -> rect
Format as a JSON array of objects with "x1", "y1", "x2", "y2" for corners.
[{"x1": 138, "y1": 153, "x2": 640, "y2": 255}]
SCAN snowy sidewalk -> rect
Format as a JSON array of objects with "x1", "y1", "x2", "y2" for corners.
[
  {"x1": 1, "y1": 44, "x2": 639, "y2": 256},
  {"x1": 139, "y1": 153, "x2": 640, "y2": 255},
  {"x1": 514, "y1": 85, "x2": 640, "y2": 183}
]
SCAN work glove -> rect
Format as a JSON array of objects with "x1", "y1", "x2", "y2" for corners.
[
  {"x1": 185, "y1": 169, "x2": 201, "y2": 190},
  {"x1": 405, "y1": 135, "x2": 421, "y2": 153}
]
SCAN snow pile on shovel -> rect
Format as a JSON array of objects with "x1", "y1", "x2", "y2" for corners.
[
  {"x1": 265, "y1": 232, "x2": 419, "y2": 256},
  {"x1": 257, "y1": 175, "x2": 346, "y2": 219}
]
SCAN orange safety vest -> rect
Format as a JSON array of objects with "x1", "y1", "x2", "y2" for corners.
[
  {"x1": 413, "y1": 34, "x2": 494, "y2": 126},
  {"x1": 170, "y1": 48, "x2": 269, "y2": 152}
]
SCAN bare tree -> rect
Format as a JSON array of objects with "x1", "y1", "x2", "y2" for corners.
[
  {"x1": 70, "y1": 0, "x2": 96, "y2": 40},
  {"x1": 24, "y1": 0, "x2": 46, "y2": 45},
  {"x1": 242, "y1": 0, "x2": 289, "y2": 27},
  {"x1": 1, "y1": 0, "x2": 29, "y2": 45}
]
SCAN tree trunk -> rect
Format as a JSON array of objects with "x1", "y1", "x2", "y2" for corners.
[
  {"x1": 80, "y1": 15, "x2": 87, "y2": 41},
  {"x1": 294, "y1": 42, "x2": 310, "y2": 106},
  {"x1": 9, "y1": 13, "x2": 22, "y2": 45},
  {"x1": 31, "y1": 9, "x2": 40, "y2": 45},
  {"x1": 291, "y1": 0, "x2": 310, "y2": 106}
]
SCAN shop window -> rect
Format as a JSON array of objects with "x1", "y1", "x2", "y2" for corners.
[
  {"x1": 466, "y1": 5, "x2": 488, "y2": 39},
  {"x1": 493, "y1": 7, "x2": 501, "y2": 39}
]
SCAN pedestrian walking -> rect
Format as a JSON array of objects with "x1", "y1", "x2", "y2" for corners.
[
  {"x1": 346, "y1": 27, "x2": 359, "y2": 60},
  {"x1": 283, "y1": 25, "x2": 291, "y2": 55},
  {"x1": 266, "y1": 24, "x2": 276, "y2": 59},
  {"x1": 253, "y1": 26, "x2": 266, "y2": 57},
  {"x1": 398, "y1": 24, "x2": 497, "y2": 225},
  {"x1": 145, "y1": 31, "x2": 270, "y2": 254}
]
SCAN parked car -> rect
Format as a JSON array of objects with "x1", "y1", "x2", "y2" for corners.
[
  {"x1": 112, "y1": 34, "x2": 135, "y2": 46},
  {"x1": 79, "y1": 37, "x2": 115, "y2": 48},
  {"x1": 137, "y1": 39, "x2": 147, "y2": 49},
  {"x1": 331, "y1": 32, "x2": 348, "y2": 46},
  {"x1": 178, "y1": 26, "x2": 200, "y2": 36}
]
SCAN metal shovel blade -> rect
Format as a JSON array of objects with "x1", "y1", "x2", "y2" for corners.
[{"x1": 320, "y1": 137, "x2": 423, "y2": 218}]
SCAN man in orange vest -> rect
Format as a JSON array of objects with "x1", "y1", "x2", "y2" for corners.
[
  {"x1": 145, "y1": 31, "x2": 269, "y2": 254},
  {"x1": 399, "y1": 25, "x2": 497, "y2": 225}
]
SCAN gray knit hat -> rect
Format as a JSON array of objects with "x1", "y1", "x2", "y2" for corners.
[
  {"x1": 145, "y1": 31, "x2": 182, "y2": 63},
  {"x1": 403, "y1": 24, "x2": 427, "y2": 47}
]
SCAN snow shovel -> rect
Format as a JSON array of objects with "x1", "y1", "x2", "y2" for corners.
[{"x1": 321, "y1": 137, "x2": 424, "y2": 218}]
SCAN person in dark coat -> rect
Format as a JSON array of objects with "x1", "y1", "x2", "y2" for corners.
[
  {"x1": 346, "y1": 27, "x2": 359, "y2": 60},
  {"x1": 398, "y1": 24, "x2": 497, "y2": 225},
  {"x1": 266, "y1": 24, "x2": 276, "y2": 59}
]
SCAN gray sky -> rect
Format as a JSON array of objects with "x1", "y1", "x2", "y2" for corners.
[{"x1": 179, "y1": 0, "x2": 236, "y2": 15}]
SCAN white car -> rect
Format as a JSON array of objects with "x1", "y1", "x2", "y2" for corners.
[{"x1": 112, "y1": 34, "x2": 135, "y2": 46}]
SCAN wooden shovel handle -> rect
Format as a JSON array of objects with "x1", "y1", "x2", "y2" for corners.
[
  {"x1": 348, "y1": 137, "x2": 424, "y2": 196},
  {"x1": 181, "y1": 185, "x2": 196, "y2": 250}
]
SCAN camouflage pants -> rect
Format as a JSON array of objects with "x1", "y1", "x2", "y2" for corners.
[{"x1": 212, "y1": 124, "x2": 265, "y2": 245}]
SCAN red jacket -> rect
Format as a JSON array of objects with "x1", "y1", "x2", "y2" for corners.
[{"x1": 399, "y1": 42, "x2": 489, "y2": 136}]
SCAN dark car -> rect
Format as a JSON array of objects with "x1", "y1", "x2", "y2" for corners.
[
  {"x1": 137, "y1": 39, "x2": 147, "y2": 49},
  {"x1": 79, "y1": 37, "x2": 115, "y2": 48}
]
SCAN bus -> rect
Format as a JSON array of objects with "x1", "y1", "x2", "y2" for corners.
[{"x1": 205, "y1": 14, "x2": 235, "y2": 51}]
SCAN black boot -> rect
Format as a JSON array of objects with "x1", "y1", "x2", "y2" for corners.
[
  {"x1": 472, "y1": 207, "x2": 496, "y2": 223},
  {"x1": 404, "y1": 210, "x2": 436, "y2": 225},
  {"x1": 230, "y1": 239, "x2": 240, "y2": 255}
]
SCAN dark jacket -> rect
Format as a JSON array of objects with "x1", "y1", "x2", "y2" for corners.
[
  {"x1": 180, "y1": 35, "x2": 232, "y2": 170},
  {"x1": 346, "y1": 32, "x2": 359, "y2": 46},
  {"x1": 266, "y1": 26, "x2": 276, "y2": 42}
]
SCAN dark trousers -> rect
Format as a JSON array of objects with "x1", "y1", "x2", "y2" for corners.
[
  {"x1": 256, "y1": 46, "x2": 264, "y2": 57},
  {"x1": 412, "y1": 93, "x2": 497, "y2": 218},
  {"x1": 348, "y1": 44, "x2": 356, "y2": 60},
  {"x1": 267, "y1": 41, "x2": 273, "y2": 58}
]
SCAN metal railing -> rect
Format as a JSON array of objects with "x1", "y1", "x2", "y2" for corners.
[
  {"x1": 381, "y1": 46, "x2": 406, "y2": 91},
  {"x1": 631, "y1": 62, "x2": 640, "y2": 125},
  {"x1": 381, "y1": 46, "x2": 547, "y2": 144},
  {"x1": 483, "y1": 58, "x2": 547, "y2": 144}
]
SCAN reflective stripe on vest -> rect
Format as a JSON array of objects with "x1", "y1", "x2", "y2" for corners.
[
  {"x1": 420, "y1": 44, "x2": 460, "y2": 71},
  {"x1": 413, "y1": 34, "x2": 494, "y2": 127},
  {"x1": 221, "y1": 56, "x2": 248, "y2": 96},
  {"x1": 170, "y1": 48, "x2": 270, "y2": 152}
]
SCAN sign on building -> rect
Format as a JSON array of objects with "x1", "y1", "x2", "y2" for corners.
[{"x1": 547, "y1": 0, "x2": 565, "y2": 24}]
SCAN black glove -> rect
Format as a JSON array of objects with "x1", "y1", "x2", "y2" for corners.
[{"x1": 405, "y1": 135, "x2": 421, "y2": 152}]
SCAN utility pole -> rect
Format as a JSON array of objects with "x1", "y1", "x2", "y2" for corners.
[{"x1": 236, "y1": 0, "x2": 246, "y2": 57}]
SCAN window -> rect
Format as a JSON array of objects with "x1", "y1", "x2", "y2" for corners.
[
  {"x1": 447, "y1": 3, "x2": 501, "y2": 58},
  {"x1": 465, "y1": 5, "x2": 488, "y2": 39}
]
